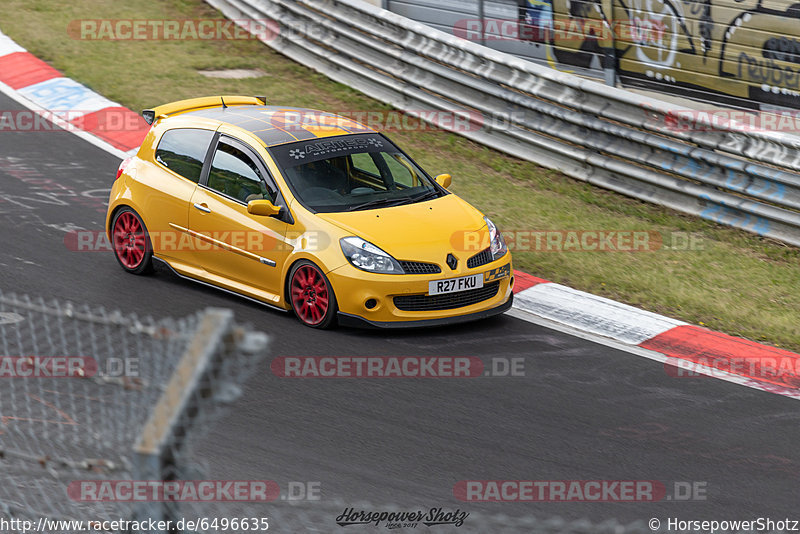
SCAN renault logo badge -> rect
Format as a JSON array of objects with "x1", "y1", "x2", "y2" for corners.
[{"x1": 446, "y1": 253, "x2": 458, "y2": 270}]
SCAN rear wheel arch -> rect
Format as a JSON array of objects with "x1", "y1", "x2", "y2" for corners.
[
  {"x1": 107, "y1": 204, "x2": 129, "y2": 236},
  {"x1": 107, "y1": 201, "x2": 148, "y2": 232}
]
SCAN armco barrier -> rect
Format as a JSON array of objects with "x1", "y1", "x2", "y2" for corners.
[{"x1": 206, "y1": 0, "x2": 800, "y2": 247}]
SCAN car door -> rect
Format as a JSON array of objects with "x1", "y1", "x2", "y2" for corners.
[{"x1": 187, "y1": 133, "x2": 292, "y2": 303}]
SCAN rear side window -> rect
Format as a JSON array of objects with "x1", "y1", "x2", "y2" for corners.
[{"x1": 155, "y1": 128, "x2": 215, "y2": 183}]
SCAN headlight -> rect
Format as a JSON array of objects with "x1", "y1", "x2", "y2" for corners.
[
  {"x1": 484, "y1": 217, "x2": 508, "y2": 260},
  {"x1": 340, "y1": 237, "x2": 405, "y2": 274}
]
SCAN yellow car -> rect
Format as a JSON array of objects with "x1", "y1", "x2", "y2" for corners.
[{"x1": 106, "y1": 96, "x2": 514, "y2": 328}]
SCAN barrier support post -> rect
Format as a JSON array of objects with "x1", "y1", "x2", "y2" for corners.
[{"x1": 601, "y1": 0, "x2": 617, "y2": 86}]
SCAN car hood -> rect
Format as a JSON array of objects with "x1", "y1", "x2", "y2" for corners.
[{"x1": 317, "y1": 194, "x2": 488, "y2": 264}]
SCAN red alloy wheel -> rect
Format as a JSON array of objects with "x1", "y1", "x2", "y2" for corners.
[
  {"x1": 290, "y1": 264, "x2": 332, "y2": 327},
  {"x1": 113, "y1": 211, "x2": 148, "y2": 270}
]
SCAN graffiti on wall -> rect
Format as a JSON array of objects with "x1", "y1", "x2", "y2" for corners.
[
  {"x1": 518, "y1": 0, "x2": 800, "y2": 109},
  {"x1": 521, "y1": 0, "x2": 554, "y2": 29}
]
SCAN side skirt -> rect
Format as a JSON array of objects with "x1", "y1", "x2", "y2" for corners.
[{"x1": 152, "y1": 256, "x2": 290, "y2": 314}]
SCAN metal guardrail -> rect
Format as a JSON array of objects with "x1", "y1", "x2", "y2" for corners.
[{"x1": 206, "y1": 0, "x2": 800, "y2": 247}]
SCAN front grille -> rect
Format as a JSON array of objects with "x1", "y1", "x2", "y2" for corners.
[
  {"x1": 394, "y1": 282, "x2": 500, "y2": 312},
  {"x1": 467, "y1": 248, "x2": 493, "y2": 269},
  {"x1": 399, "y1": 261, "x2": 441, "y2": 274}
]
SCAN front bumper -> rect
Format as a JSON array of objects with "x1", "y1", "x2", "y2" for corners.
[
  {"x1": 327, "y1": 257, "x2": 514, "y2": 328},
  {"x1": 337, "y1": 292, "x2": 513, "y2": 328}
]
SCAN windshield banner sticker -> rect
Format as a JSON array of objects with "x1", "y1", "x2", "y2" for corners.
[{"x1": 271, "y1": 134, "x2": 388, "y2": 169}]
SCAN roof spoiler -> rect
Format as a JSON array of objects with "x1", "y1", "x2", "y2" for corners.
[{"x1": 142, "y1": 95, "x2": 268, "y2": 125}]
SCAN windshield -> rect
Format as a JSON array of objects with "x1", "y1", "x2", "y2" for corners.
[{"x1": 270, "y1": 134, "x2": 443, "y2": 213}]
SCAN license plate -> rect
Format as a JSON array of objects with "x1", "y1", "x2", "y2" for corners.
[{"x1": 429, "y1": 274, "x2": 483, "y2": 296}]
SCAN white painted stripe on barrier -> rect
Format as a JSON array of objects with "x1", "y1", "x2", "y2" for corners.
[
  {"x1": 0, "y1": 31, "x2": 25, "y2": 57},
  {"x1": 18, "y1": 77, "x2": 119, "y2": 118},
  {"x1": 514, "y1": 283, "x2": 686, "y2": 345}
]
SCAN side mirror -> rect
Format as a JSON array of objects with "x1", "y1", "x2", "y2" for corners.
[
  {"x1": 435, "y1": 174, "x2": 452, "y2": 189},
  {"x1": 247, "y1": 199, "x2": 282, "y2": 218}
]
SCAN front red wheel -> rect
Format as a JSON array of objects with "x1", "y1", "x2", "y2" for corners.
[
  {"x1": 112, "y1": 208, "x2": 153, "y2": 274},
  {"x1": 289, "y1": 261, "x2": 337, "y2": 329}
]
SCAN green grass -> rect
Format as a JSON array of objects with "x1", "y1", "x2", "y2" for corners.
[{"x1": 3, "y1": 0, "x2": 798, "y2": 349}]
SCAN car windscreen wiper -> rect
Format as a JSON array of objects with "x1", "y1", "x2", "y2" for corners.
[
  {"x1": 410, "y1": 189, "x2": 440, "y2": 203},
  {"x1": 349, "y1": 197, "x2": 410, "y2": 211}
]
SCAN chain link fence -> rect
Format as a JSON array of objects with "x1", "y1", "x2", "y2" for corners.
[{"x1": 0, "y1": 291, "x2": 269, "y2": 533}]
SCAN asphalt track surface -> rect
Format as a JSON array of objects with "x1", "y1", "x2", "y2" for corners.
[{"x1": 1, "y1": 90, "x2": 799, "y2": 529}]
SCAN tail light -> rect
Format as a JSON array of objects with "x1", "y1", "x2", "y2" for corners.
[{"x1": 115, "y1": 157, "x2": 133, "y2": 181}]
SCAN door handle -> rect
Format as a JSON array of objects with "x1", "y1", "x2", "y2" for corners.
[{"x1": 193, "y1": 203, "x2": 211, "y2": 213}]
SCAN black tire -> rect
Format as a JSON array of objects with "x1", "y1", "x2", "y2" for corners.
[
  {"x1": 288, "y1": 260, "x2": 338, "y2": 329},
  {"x1": 111, "y1": 207, "x2": 154, "y2": 275}
]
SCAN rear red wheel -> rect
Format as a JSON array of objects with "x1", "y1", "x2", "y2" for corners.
[
  {"x1": 112, "y1": 208, "x2": 153, "y2": 274},
  {"x1": 289, "y1": 261, "x2": 337, "y2": 329}
]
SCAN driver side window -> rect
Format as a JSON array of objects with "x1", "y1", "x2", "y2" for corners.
[{"x1": 207, "y1": 140, "x2": 277, "y2": 204}]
